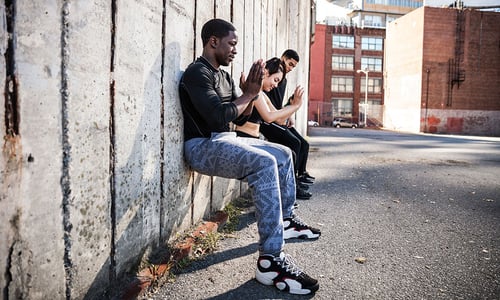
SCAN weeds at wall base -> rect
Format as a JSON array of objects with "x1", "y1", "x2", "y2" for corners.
[
  {"x1": 119, "y1": 210, "x2": 230, "y2": 300},
  {"x1": 117, "y1": 193, "x2": 255, "y2": 299}
]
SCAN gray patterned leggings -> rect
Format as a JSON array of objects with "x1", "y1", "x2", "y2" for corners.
[{"x1": 184, "y1": 132, "x2": 296, "y2": 255}]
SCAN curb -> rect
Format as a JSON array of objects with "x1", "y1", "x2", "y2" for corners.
[{"x1": 121, "y1": 211, "x2": 228, "y2": 299}]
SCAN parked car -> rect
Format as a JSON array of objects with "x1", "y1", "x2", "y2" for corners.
[
  {"x1": 332, "y1": 118, "x2": 358, "y2": 128},
  {"x1": 308, "y1": 120, "x2": 319, "y2": 127}
]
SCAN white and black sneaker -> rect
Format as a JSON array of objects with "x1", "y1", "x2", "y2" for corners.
[
  {"x1": 256, "y1": 252, "x2": 319, "y2": 295},
  {"x1": 283, "y1": 216, "x2": 321, "y2": 240}
]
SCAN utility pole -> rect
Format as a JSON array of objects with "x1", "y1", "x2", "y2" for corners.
[{"x1": 357, "y1": 68, "x2": 369, "y2": 127}]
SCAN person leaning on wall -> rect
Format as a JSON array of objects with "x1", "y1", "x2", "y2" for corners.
[{"x1": 178, "y1": 19, "x2": 321, "y2": 295}]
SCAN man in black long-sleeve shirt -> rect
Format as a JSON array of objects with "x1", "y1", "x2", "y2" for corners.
[{"x1": 179, "y1": 19, "x2": 320, "y2": 295}]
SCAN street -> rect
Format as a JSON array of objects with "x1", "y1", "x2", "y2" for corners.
[{"x1": 150, "y1": 128, "x2": 500, "y2": 300}]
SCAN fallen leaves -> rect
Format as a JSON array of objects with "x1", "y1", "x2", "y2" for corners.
[{"x1": 355, "y1": 257, "x2": 367, "y2": 264}]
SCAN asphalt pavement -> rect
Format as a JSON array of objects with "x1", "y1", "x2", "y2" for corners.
[{"x1": 148, "y1": 128, "x2": 500, "y2": 300}]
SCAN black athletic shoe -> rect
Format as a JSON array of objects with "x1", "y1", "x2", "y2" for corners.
[
  {"x1": 303, "y1": 172, "x2": 316, "y2": 180},
  {"x1": 298, "y1": 181, "x2": 310, "y2": 190},
  {"x1": 296, "y1": 188, "x2": 312, "y2": 200},
  {"x1": 283, "y1": 216, "x2": 321, "y2": 239},
  {"x1": 298, "y1": 175, "x2": 314, "y2": 185},
  {"x1": 256, "y1": 252, "x2": 319, "y2": 295}
]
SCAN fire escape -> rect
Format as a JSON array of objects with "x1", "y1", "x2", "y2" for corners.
[{"x1": 447, "y1": 7, "x2": 466, "y2": 107}]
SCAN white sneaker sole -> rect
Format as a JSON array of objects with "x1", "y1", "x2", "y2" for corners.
[
  {"x1": 283, "y1": 228, "x2": 320, "y2": 239},
  {"x1": 256, "y1": 270, "x2": 317, "y2": 295},
  {"x1": 255, "y1": 269, "x2": 276, "y2": 286}
]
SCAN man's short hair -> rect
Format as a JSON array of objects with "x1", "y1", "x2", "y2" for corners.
[
  {"x1": 201, "y1": 19, "x2": 236, "y2": 46},
  {"x1": 282, "y1": 49, "x2": 300, "y2": 62}
]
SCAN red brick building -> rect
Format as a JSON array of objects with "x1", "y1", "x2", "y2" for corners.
[
  {"x1": 384, "y1": 6, "x2": 500, "y2": 136},
  {"x1": 309, "y1": 24, "x2": 385, "y2": 127}
]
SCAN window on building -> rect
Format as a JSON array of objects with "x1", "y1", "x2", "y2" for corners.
[
  {"x1": 332, "y1": 77, "x2": 354, "y2": 92},
  {"x1": 360, "y1": 77, "x2": 382, "y2": 93},
  {"x1": 368, "y1": 99, "x2": 382, "y2": 122},
  {"x1": 361, "y1": 57, "x2": 383, "y2": 72},
  {"x1": 332, "y1": 55, "x2": 354, "y2": 70},
  {"x1": 332, "y1": 35, "x2": 354, "y2": 48},
  {"x1": 366, "y1": 0, "x2": 423, "y2": 8},
  {"x1": 361, "y1": 37, "x2": 383, "y2": 51},
  {"x1": 363, "y1": 15, "x2": 383, "y2": 28},
  {"x1": 386, "y1": 16, "x2": 397, "y2": 24},
  {"x1": 332, "y1": 98, "x2": 353, "y2": 117}
]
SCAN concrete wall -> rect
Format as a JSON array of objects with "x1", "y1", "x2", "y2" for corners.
[
  {"x1": 421, "y1": 109, "x2": 500, "y2": 136},
  {"x1": 0, "y1": 1, "x2": 313, "y2": 298},
  {"x1": 383, "y1": 7, "x2": 424, "y2": 133}
]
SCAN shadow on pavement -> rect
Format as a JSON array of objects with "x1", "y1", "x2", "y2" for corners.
[{"x1": 204, "y1": 279, "x2": 317, "y2": 300}]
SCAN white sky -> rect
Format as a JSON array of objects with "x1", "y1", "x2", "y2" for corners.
[
  {"x1": 316, "y1": 0, "x2": 500, "y2": 22},
  {"x1": 316, "y1": 0, "x2": 351, "y2": 22}
]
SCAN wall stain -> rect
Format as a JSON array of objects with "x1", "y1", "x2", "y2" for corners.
[
  {"x1": 4, "y1": 208, "x2": 33, "y2": 300},
  {"x1": 109, "y1": 0, "x2": 118, "y2": 285},
  {"x1": 159, "y1": 0, "x2": 166, "y2": 243},
  {"x1": 60, "y1": 1, "x2": 74, "y2": 299},
  {"x1": 4, "y1": 0, "x2": 19, "y2": 137}
]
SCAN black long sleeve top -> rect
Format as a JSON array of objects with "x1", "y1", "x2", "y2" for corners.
[{"x1": 179, "y1": 57, "x2": 248, "y2": 140}]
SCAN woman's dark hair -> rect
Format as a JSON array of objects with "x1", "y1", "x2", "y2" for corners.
[
  {"x1": 201, "y1": 19, "x2": 236, "y2": 46},
  {"x1": 265, "y1": 57, "x2": 285, "y2": 76}
]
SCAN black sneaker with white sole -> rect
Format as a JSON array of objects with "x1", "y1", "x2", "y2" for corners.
[
  {"x1": 256, "y1": 252, "x2": 319, "y2": 295},
  {"x1": 303, "y1": 172, "x2": 316, "y2": 180},
  {"x1": 296, "y1": 187, "x2": 312, "y2": 200},
  {"x1": 298, "y1": 175, "x2": 314, "y2": 185},
  {"x1": 283, "y1": 216, "x2": 321, "y2": 239},
  {"x1": 298, "y1": 181, "x2": 310, "y2": 190}
]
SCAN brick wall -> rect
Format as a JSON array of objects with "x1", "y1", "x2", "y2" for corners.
[{"x1": 385, "y1": 6, "x2": 500, "y2": 136}]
